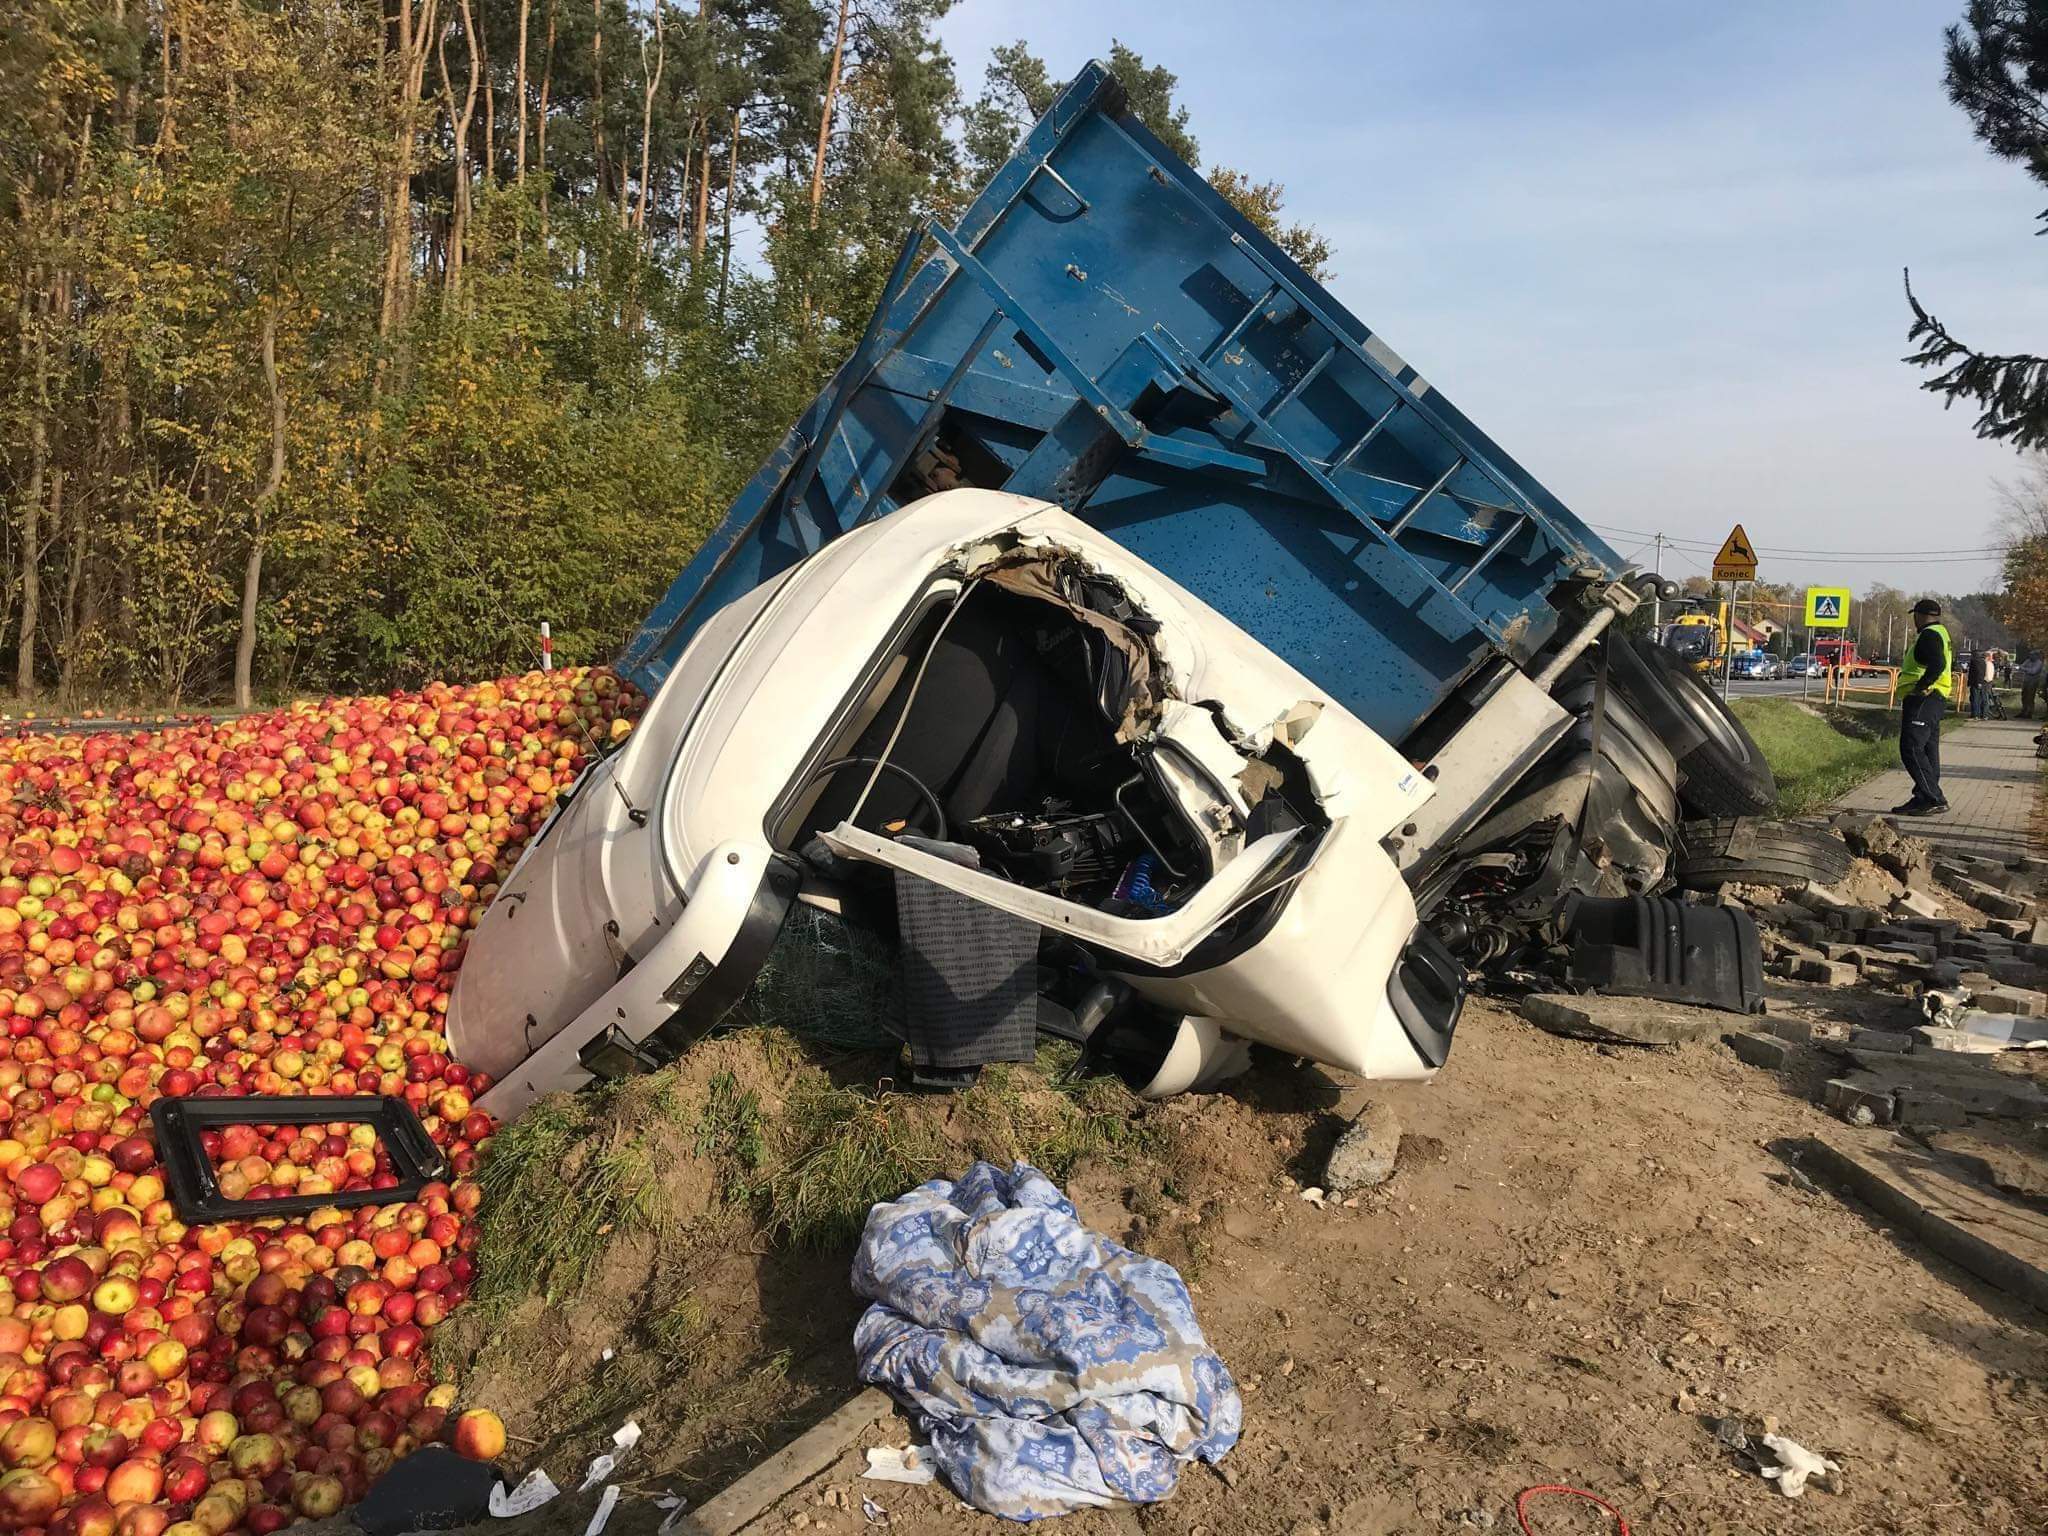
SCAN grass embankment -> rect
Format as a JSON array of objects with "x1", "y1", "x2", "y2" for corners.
[
  {"x1": 1729, "y1": 697, "x2": 1908, "y2": 816},
  {"x1": 433, "y1": 1022, "x2": 1196, "y2": 1493}
]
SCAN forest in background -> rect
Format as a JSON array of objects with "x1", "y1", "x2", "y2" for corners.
[{"x1": 0, "y1": 1, "x2": 1332, "y2": 706}]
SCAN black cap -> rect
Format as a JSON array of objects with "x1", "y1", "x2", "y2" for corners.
[{"x1": 1912, "y1": 598, "x2": 1941, "y2": 617}]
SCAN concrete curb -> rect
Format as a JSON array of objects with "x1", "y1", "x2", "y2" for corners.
[
  {"x1": 1785, "y1": 1134, "x2": 2048, "y2": 1316},
  {"x1": 676, "y1": 1389, "x2": 897, "y2": 1536}
]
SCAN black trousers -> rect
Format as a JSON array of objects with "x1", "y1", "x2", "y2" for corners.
[{"x1": 1900, "y1": 692, "x2": 1946, "y2": 806}]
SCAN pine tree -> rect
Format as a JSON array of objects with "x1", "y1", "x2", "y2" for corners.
[{"x1": 1905, "y1": 1, "x2": 2048, "y2": 451}]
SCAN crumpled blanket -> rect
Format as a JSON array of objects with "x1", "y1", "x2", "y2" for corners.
[{"x1": 851, "y1": 1161, "x2": 1240, "y2": 1522}]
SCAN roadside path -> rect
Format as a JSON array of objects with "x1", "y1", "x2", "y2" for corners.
[{"x1": 1833, "y1": 714, "x2": 2041, "y2": 862}]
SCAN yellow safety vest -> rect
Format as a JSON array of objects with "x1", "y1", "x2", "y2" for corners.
[{"x1": 1898, "y1": 622, "x2": 1953, "y2": 698}]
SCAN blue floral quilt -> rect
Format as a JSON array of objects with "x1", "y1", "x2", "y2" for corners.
[{"x1": 851, "y1": 1161, "x2": 1241, "y2": 1522}]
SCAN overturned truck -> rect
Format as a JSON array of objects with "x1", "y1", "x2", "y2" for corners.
[{"x1": 449, "y1": 61, "x2": 1776, "y2": 1118}]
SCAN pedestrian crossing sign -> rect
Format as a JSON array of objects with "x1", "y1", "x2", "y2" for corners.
[{"x1": 1804, "y1": 586, "x2": 1850, "y2": 628}]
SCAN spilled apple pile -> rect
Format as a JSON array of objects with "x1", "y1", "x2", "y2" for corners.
[{"x1": 0, "y1": 670, "x2": 638, "y2": 1536}]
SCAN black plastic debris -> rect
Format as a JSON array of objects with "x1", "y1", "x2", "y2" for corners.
[
  {"x1": 356, "y1": 1447, "x2": 502, "y2": 1536},
  {"x1": 1564, "y1": 894, "x2": 1764, "y2": 1015},
  {"x1": 150, "y1": 1094, "x2": 448, "y2": 1225}
]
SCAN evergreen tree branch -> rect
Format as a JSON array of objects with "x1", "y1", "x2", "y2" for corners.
[{"x1": 1904, "y1": 267, "x2": 2048, "y2": 451}]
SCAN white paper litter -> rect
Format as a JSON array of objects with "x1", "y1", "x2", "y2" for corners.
[
  {"x1": 583, "y1": 1483, "x2": 621, "y2": 1536},
  {"x1": 1759, "y1": 1433, "x2": 1841, "y2": 1498},
  {"x1": 578, "y1": 1421, "x2": 645, "y2": 1491},
  {"x1": 862, "y1": 1446, "x2": 935, "y2": 1485},
  {"x1": 489, "y1": 1469, "x2": 561, "y2": 1517}
]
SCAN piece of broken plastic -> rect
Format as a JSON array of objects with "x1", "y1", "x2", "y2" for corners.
[
  {"x1": 863, "y1": 1446, "x2": 936, "y2": 1485},
  {"x1": 861, "y1": 1494, "x2": 890, "y2": 1526},
  {"x1": 584, "y1": 1484, "x2": 622, "y2": 1536},
  {"x1": 490, "y1": 1469, "x2": 562, "y2": 1518}
]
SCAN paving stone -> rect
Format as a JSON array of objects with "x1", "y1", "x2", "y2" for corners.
[
  {"x1": 1893, "y1": 890, "x2": 1945, "y2": 921},
  {"x1": 1723, "y1": 1033, "x2": 1792, "y2": 1070},
  {"x1": 1896, "y1": 1090, "x2": 1972, "y2": 1129},
  {"x1": 1894, "y1": 917, "x2": 1962, "y2": 940},
  {"x1": 1518, "y1": 994, "x2": 1731, "y2": 1047},
  {"x1": 1766, "y1": 1015, "x2": 1849, "y2": 1045},
  {"x1": 1953, "y1": 879, "x2": 2033, "y2": 921},
  {"x1": 1824, "y1": 1079, "x2": 1895, "y2": 1126},
  {"x1": 1912, "y1": 1025, "x2": 2008, "y2": 1055},
  {"x1": 1847, "y1": 1028, "x2": 1915, "y2": 1054},
  {"x1": 1796, "y1": 883, "x2": 1852, "y2": 912},
  {"x1": 1990, "y1": 918, "x2": 2033, "y2": 942},
  {"x1": 1965, "y1": 858, "x2": 2019, "y2": 892},
  {"x1": 1974, "y1": 987, "x2": 2048, "y2": 1019},
  {"x1": 1786, "y1": 958, "x2": 1858, "y2": 985}
]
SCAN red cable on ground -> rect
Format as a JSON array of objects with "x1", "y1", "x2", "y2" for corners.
[{"x1": 1515, "y1": 1485, "x2": 1632, "y2": 1536}]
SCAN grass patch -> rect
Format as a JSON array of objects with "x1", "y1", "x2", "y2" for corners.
[
  {"x1": 1731, "y1": 698, "x2": 1906, "y2": 816},
  {"x1": 765, "y1": 1080, "x2": 949, "y2": 1249},
  {"x1": 470, "y1": 1072, "x2": 687, "y2": 1308}
]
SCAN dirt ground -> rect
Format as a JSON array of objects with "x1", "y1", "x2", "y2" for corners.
[{"x1": 665, "y1": 998, "x2": 2048, "y2": 1536}]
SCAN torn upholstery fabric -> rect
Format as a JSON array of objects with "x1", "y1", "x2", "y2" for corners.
[{"x1": 851, "y1": 1162, "x2": 1240, "y2": 1522}]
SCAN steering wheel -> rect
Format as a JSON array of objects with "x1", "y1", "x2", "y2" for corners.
[{"x1": 801, "y1": 757, "x2": 949, "y2": 841}]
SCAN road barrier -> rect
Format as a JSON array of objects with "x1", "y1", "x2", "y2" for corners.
[{"x1": 1823, "y1": 666, "x2": 1899, "y2": 708}]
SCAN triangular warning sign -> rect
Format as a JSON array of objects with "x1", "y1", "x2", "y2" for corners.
[{"x1": 1712, "y1": 523, "x2": 1757, "y2": 579}]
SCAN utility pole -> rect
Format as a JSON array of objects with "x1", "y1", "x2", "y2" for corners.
[{"x1": 1651, "y1": 534, "x2": 1666, "y2": 630}]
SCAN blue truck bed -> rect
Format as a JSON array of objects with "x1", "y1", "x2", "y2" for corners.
[{"x1": 619, "y1": 60, "x2": 1621, "y2": 747}]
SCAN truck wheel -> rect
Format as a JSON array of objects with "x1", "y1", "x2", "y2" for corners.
[
  {"x1": 1607, "y1": 637, "x2": 1775, "y2": 817},
  {"x1": 1671, "y1": 818, "x2": 1851, "y2": 891}
]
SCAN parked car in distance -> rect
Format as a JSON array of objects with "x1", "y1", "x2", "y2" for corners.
[
  {"x1": 1730, "y1": 651, "x2": 1782, "y2": 681},
  {"x1": 1784, "y1": 653, "x2": 1822, "y2": 678}
]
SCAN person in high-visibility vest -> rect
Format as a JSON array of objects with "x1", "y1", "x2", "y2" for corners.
[{"x1": 1895, "y1": 598, "x2": 1953, "y2": 816}]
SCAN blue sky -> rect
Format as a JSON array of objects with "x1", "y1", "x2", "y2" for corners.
[{"x1": 937, "y1": 0, "x2": 2048, "y2": 598}]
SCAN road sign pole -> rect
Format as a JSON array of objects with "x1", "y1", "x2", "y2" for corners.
[{"x1": 1722, "y1": 580, "x2": 1735, "y2": 700}]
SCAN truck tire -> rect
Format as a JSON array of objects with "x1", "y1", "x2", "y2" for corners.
[
  {"x1": 1607, "y1": 637, "x2": 1775, "y2": 817},
  {"x1": 1671, "y1": 818, "x2": 1851, "y2": 891}
]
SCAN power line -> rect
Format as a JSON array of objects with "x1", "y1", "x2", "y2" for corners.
[{"x1": 1584, "y1": 520, "x2": 2003, "y2": 560}]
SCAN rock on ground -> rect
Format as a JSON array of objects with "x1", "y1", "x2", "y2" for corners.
[{"x1": 1322, "y1": 1099, "x2": 1402, "y2": 1193}]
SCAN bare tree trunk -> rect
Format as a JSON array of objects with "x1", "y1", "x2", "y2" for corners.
[
  {"x1": 808, "y1": 0, "x2": 848, "y2": 218},
  {"x1": 17, "y1": 286, "x2": 46, "y2": 702},
  {"x1": 234, "y1": 305, "x2": 286, "y2": 710},
  {"x1": 536, "y1": 0, "x2": 556, "y2": 229},
  {"x1": 380, "y1": 0, "x2": 441, "y2": 342},
  {"x1": 674, "y1": 112, "x2": 695, "y2": 245},
  {"x1": 156, "y1": 0, "x2": 177, "y2": 151},
  {"x1": 719, "y1": 103, "x2": 737, "y2": 316},
  {"x1": 477, "y1": 5, "x2": 495, "y2": 186},
  {"x1": 688, "y1": 0, "x2": 710, "y2": 257},
  {"x1": 514, "y1": 0, "x2": 531, "y2": 183},
  {"x1": 590, "y1": 0, "x2": 607, "y2": 215},
  {"x1": 436, "y1": 0, "x2": 482, "y2": 301},
  {"x1": 691, "y1": 133, "x2": 711, "y2": 257},
  {"x1": 633, "y1": 0, "x2": 665, "y2": 233}
]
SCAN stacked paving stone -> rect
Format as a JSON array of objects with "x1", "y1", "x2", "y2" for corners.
[{"x1": 1724, "y1": 822, "x2": 2048, "y2": 1134}]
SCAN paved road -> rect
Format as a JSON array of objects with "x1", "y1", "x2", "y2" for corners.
[
  {"x1": 1723, "y1": 677, "x2": 1828, "y2": 698},
  {"x1": 1835, "y1": 715, "x2": 2041, "y2": 864}
]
